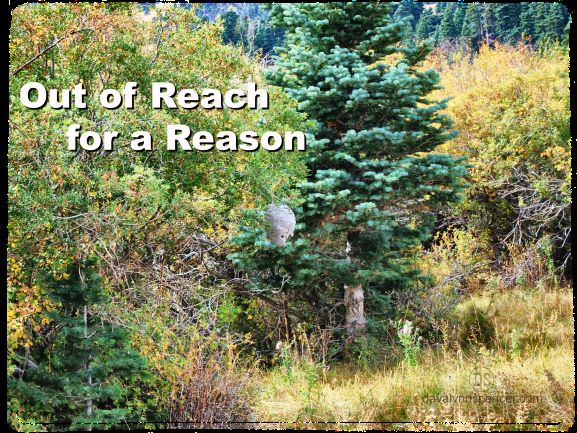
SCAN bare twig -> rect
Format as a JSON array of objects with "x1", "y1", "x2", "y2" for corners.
[{"x1": 12, "y1": 28, "x2": 93, "y2": 76}]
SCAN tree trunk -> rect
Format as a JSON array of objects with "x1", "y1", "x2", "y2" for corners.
[
  {"x1": 282, "y1": 293, "x2": 292, "y2": 343},
  {"x1": 84, "y1": 305, "x2": 93, "y2": 427},
  {"x1": 343, "y1": 234, "x2": 366, "y2": 337},
  {"x1": 344, "y1": 282, "x2": 366, "y2": 335}
]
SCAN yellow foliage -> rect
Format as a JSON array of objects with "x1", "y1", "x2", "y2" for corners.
[
  {"x1": 252, "y1": 287, "x2": 574, "y2": 429},
  {"x1": 427, "y1": 42, "x2": 570, "y2": 194}
]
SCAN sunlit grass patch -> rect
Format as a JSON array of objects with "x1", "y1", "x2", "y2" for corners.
[{"x1": 251, "y1": 287, "x2": 574, "y2": 431}]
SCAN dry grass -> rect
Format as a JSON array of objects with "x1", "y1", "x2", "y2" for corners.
[{"x1": 250, "y1": 287, "x2": 574, "y2": 431}]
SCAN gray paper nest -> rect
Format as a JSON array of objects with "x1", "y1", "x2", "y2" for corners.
[{"x1": 265, "y1": 203, "x2": 296, "y2": 247}]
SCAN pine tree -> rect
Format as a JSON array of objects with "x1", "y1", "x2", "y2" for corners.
[
  {"x1": 480, "y1": 3, "x2": 496, "y2": 44},
  {"x1": 254, "y1": 20, "x2": 267, "y2": 53},
  {"x1": 438, "y1": 3, "x2": 459, "y2": 41},
  {"x1": 394, "y1": 0, "x2": 416, "y2": 31},
  {"x1": 410, "y1": 1, "x2": 425, "y2": 24},
  {"x1": 436, "y1": 2, "x2": 447, "y2": 15},
  {"x1": 519, "y1": 3, "x2": 536, "y2": 39},
  {"x1": 254, "y1": 19, "x2": 283, "y2": 55},
  {"x1": 428, "y1": 6, "x2": 444, "y2": 44},
  {"x1": 452, "y1": 3, "x2": 466, "y2": 39},
  {"x1": 222, "y1": 9, "x2": 240, "y2": 45},
  {"x1": 493, "y1": 4, "x2": 521, "y2": 44},
  {"x1": 461, "y1": 3, "x2": 482, "y2": 47},
  {"x1": 232, "y1": 3, "x2": 467, "y2": 347},
  {"x1": 8, "y1": 259, "x2": 148, "y2": 429},
  {"x1": 239, "y1": 15, "x2": 255, "y2": 54},
  {"x1": 534, "y1": 3, "x2": 549, "y2": 42},
  {"x1": 415, "y1": 9, "x2": 432, "y2": 41},
  {"x1": 563, "y1": 15, "x2": 571, "y2": 45},
  {"x1": 532, "y1": 3, "x2": 568, "y2": 43},
  {"x1": 545, "y1": 3, "x2": 569, "y2": 40}
]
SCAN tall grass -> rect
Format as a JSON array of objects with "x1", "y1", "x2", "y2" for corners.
[{"x1": 250, "y1": 287, "x2": 574, "y2": 431}]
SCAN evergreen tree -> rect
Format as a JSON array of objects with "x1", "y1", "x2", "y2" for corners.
[
  {"x1": 254, "y1": 19, "x2": 284, "y2": 55},
  {"x1": 563, "y1": 15, "x2": 571, "y2": 45},
  {"x1": 461, "y1": 3, "x2": 482, "y2": 47},
  {"x1": 415, "y1": 9, "x2": 432, "y2": 41},
  {"x1": 222, "y1": 9, "x2": 240, "y2": 45},
  {"x1": 532, "y1": 3, "x2": 569, "y2": 43},
  {"x1": 8, "y1": 260, "x2": 148, "y2": 429},
  {"x1": 534, "y1": 3, "x2": 549, "y2": 42},
  {"x1": 480, "y1": 3, "x2": 496, "y2": 44},
  {"x1": 493, "y1": 4, "x2": 521, "y2": 44},
  {"x1": 436, "y1": 2, "x2": 447, "y2": 15},
  {"x1": 394, "y1": 0, "x2": 416, "y2": 31},
  {"x1": 254, "y1": 20, "x2": 269, "y2": 54},
  {"x1": 519, "y1": 3, "x2": 536, "y2": 39},
  {"x1": 428, "y1": 6, "x2": 444, "y2": 44},
  {"x1": 232, "y1": 3, "x2": 467, "y2": 346},
  {"x1": 410, "y1": 1, "x2": 425, "y2": 23},
  {"x1": 238, "y1": 15, "x2": 251, "y2": 52},
  {"x1": 545, "y1": 3, "x2": 569, "y2": 40},
  {"x1": 452, "y1": 3, "x2": 466, "y2": 39},
  {"x1": 438, "y1": 3, "x2": 459, "y2": 41}
]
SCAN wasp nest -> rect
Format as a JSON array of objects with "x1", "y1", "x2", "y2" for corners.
[{"x1": 265, "y1": 203, "x2": 296, "y2": 247}]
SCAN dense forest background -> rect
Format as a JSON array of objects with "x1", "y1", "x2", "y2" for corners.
[
  {"x1": 8, "y1": 2, "x2": 572, "y2": 431},
  {"x1": 182, "y1": 2, "x2": 571, "y2": 56}
]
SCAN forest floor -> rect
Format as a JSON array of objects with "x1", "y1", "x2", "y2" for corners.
[{"x1": 248, "y1": 287, "x2": 574, "y2": 431}]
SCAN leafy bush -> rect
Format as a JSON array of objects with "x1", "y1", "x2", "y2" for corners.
[
  {"x1": 429, "y1": 42, "x2": 571, "y2": 276},
  {"x1": 8, "y1": 3, "x2": 306, "y2": 428}
]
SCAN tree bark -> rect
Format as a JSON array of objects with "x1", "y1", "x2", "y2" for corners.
[
  {"x1": 282, "y1": 293, "x2": 292, "y2": 343},
  {"x1": 84, "y1": 305, "x2": 93, "y2": 425},
  {"x1": 344, "y1": 282, "x2": 366, "y2": 335},
  {"x1": 343, "y1": 233, "x2": 366, "y2": 337}
]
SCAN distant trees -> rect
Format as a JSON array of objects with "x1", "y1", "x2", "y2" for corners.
[
  {"x1": 392, "y1": 2, "x2": 570, "y2": 48},
  {"x1": 222, "y1": 9, "x2": 240, "y2": 45},
  {"x1": 461, "y1": 3, "x2": 482, "y2": 46},
  {"x1": 437, "y1": 2, "x2": 460, "y2": 41},
  {"x1": 415, "y1": 9, "x2": 433, "y2": 41},
  {"x1": 393, "y1": 0, "x2": 417, "y2": 31},
  {"x1": 158, "y1": 2, "x2": 572, "y2": 56},
  {"x1": 217, "y1": 7, "x2": 284, "y2": 56},
  {"x1": 171, "y1": 3, "x2": 572, "y2": 56},
  {"x1": 493, "y1": 4, "x2": 521, "y2": 44}
]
